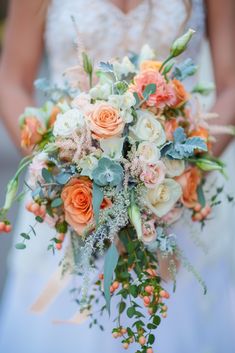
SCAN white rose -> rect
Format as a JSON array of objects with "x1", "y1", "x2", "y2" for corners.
[
  {"x1": 79, "y1": 154, "x2": 99, "y2": 179},
  {"x1": 145, "y1": 179, "x2": 182, "y2": 217},
  {"x1": 113, "y1": 56, "x2": 136, "y2": 78},
  {"x1": 162, "y1": 157, "x2": 185, "y2": 177},
  {"x1": 129, "y1": 110, "x2": 166, "y2": 146},
  {"x1": 100, "y1": 137, "x2": 125, "y2": 160},
  {"x1": 137, "y1": 142, "x2": 160, "y2": 164},
  {"x1": 89, "y1": 83, "x2": 112, "y2": 100},
  {"x1": 53, "y1": 109, "x2": 85, "y2": 137}
]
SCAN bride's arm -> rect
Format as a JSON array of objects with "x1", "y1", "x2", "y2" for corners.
[
  {"x1": 206, "y1": 0, "x2": 235, "y2": 156},
  {"x1": 0, "y1": 0, "x2": 45, "y2": 150}
]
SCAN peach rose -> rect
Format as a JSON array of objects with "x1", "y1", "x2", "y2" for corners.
[
  {"x1": 86, "y1": 102, "x2": 124, "y2": 139},
  {"x1": 48, "y1": 106, "x2": 61, "y2": 128},
  {"x1": 21, "y1": 117, "x2": 44, "y2": 149},
  {"x1": 61, "y1": 177, "x2": 111, "y2": 235},
  {"x1": 140, "y1": 60, "x2": 162, "y2": 72},
  {"x1": 172, "y1": 79, "x2": 189, "y2": 108},
  {"x1": 175, "y1": 167, "x2": 201, "y2": 208}
]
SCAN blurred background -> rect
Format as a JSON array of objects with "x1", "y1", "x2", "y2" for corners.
[{"x1": 0, "y1": 0, "x2": 20, "y2": 300}]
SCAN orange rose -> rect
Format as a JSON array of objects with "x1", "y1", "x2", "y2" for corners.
[
  {"x1": 140, "y1": 60, "x2": 162, "y2": 72},
  {"x1": 21, "y1": 117, "x2": 44, "y2": 149},
  {"x1": 190, "y1": 127, "x2": 211, "y2": 151},
  {"x1": 172, "y1": 79, "x2": 189, "y2": 108},
  {"x1": 87, "y1": 103, "x2": 124, "y2": 139},
  {"x1": 175, "y1": 167, "x2": 201, "y2": 208},
  {"x1": 48, "y1": 106, "x2": 61, "y2": 128},
  {"x1": 61, "y1": 177, "x2": 111, "y2": 235}
]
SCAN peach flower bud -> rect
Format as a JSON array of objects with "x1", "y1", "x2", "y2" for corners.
[{"x1": 21, "y1": 117, "x2": 44, "y2": 149}]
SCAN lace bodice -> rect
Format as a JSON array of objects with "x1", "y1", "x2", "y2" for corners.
[{"x1": 45, "y1": 0, "x2": 205, "y2": 85}]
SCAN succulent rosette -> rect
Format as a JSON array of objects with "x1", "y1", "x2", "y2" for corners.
[{"x1": 1, "y1": 30, "x2": 234, "y2": 353}]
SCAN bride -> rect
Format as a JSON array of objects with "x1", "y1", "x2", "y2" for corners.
[{"x1": 0, "y1": 1, "x2": 235, "y2": 352}]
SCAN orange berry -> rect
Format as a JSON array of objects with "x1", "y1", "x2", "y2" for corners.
[
  {"x1": 58, "y1": 233, "x2": 65, "y2": 241},
  {"x1": 26, "y1": 201, "x2": 33, "y2": 211},
  {"x1": 193, "y1": 212, "x2": 203, "y2": 222},
  {"x1": 0, "y1": 222, "x2": 5, "y2": 232},
  {"x1": 112, "y1": 281, "x2": 120, "y2": 290},
  {"x1": 110, "y1": 285, "x2": 114, "y2": 294},
  {"x1": 123, "y1": 343, "x2": 129, "y2": 350},
  {"x1": 194, "y1": 203, "x2": 201, "y2": 212},
  {"x1": 148, "y1": 308, "x2": 153, "y2": 315},
  {"x1": 56, "y1": 243, "x2": 62, "y2": 250},
  {"x1": 147, "y1": 349, "x2": 154, "y2": 353},
  {"x1": 129, "y1": 337, "x2": 134, "y2": 343},
  {"x1": 162, "y1": 305, "x2": 168, "y2": 311},
  {"x1": 98, "y1": 273, "x2": 104, "y2": 280},
  {"x1": 143, "y1": 296, "x2": 150, "y2": 305},
  {"x1": 31, "y1": 203, "x2": 40, "y2": 214},
  {"x1": 145, "y1": 286, "x2": 153, "y2": 294},
  {"x1": 121, "y1": 328, "x2": 127, "y2": 334},
  {"x1": 39, "y1": 205, "x2": 46, "y2": 217},
  {"x1": 112, "y1": 332, "x2": 119, "y2": 339},
  {"x1": 139, "y1": 336, "x2": 146, "y2": 346},
  {"x1": 162, "y1": 312, "x2": 167, "y2": 318}
]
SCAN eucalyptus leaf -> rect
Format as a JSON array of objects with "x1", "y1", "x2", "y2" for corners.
[
  {"x1": 42, "y1": 168, "x2": 54, "y2": 183},
  {"x1": 51, "y1": 198, "x2": 63, "y2": 208},
  {"x1": 143, "y1": 83, "x2": 156, "y2": 100},
  {"x1": 92, "y1": 183, "x2": 104, "y2": 226},
  {"x1": 197, "y1": 184, "x2": 206, "y2": 208},
  {"x1": 104, "y1": 243, "x2": 119, "y2": 315},
  {"x1": 15, "y1": 243, "x2": 26, "y2": 250}
]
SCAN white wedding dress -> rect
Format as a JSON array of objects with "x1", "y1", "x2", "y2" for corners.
[{"x1": 0, "y1": 1, "x2": 235, "y2": 352}]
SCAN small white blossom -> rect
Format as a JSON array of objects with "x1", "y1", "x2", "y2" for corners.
[{"x1": 53, "y1": 109, "x2": 85, "y2": 137}]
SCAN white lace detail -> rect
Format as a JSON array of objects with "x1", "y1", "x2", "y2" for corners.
[{"x1": 45, "y1": 0, "x2": 205, "y2": 85}]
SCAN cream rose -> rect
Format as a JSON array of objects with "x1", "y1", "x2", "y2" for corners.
[
  {"x1": 162, "y1": 157, "x2": 185, "y2": 177},
  {"x1": 145, "y1": 178, "x2": 182, "y2": 217},
  {"x1": 53, "y1": 109, "x2": 85, "y2": 137},
  {"x1": 130, "y1": 110, "x2": 166, "y2": 146},
  {"x1": 137, "y1": 142, "x2": 161, "y2": 164}
]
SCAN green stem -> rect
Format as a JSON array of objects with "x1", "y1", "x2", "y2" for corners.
[{"x1": 159, "y1": 55, "x2": 174, "y2": 73}]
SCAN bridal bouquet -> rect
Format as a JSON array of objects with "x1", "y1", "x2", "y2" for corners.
[{"x1": 1, "y1": 30, "x2": 233, "y2": 352}]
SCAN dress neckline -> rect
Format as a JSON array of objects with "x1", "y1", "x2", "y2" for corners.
[{"x1": 103, "y1": 0, "x2": 147, "y2": 17}]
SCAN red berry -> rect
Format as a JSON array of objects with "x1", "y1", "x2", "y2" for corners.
[
  {"x1": 0, "y1": 222, "x2": 5, "y2": 232},
  {"x1": 31, "y1": 203, "x2": 40, "y2": 214},
  {"x1": 4, "y1": 224, "x2": 12, "y2": 233}
]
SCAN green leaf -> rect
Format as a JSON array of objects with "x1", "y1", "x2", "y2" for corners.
[
  {"x1": 148, "y1": 334, "x2": 155, "y2": 345},
  {"x1": 20, "y1": 233, "x2": 30, "y2": 240},
  {"x1": 127, "y1": 307, "x2": 136, "y2": 318},
  {"x1": 35, "y1": 216, "x2": 44, "y2": 223},
  {"x1": 143, "y1": 83, "x2": 156, "y2": 100},
  {"x1": 129, "y1": 285, "x2": 138, "y2": 298},
  {"x1": 51, "y1": 197, "x2": 63, "y2": 208},
  {"x1": 133, "y1": 92, "x2": 140, "y2": 105},
  {"x1": 119, "y1": 302, "x2": 126, "y2": 314},
  {"x1": 92, "y1": 183, "x2": 104, "y2": 226},
  {"x1": 104, "y1": 243, "x2": 119, "y2": 315},
  {"x1": 15, "y1": 243, "x2": 26, "y2": 250},
  {"x1": 82, "y1": 52, "x2": 93, "y2": 75},
  {"x1": 153, "y1": 315, "x2": 161, "y2": 326},
  {"x1": 197, "y1": 184, "x2": 206, "y2": 208},
  {"x1": 42, "y1": 168, "x2": 54, "y2": 183}
]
